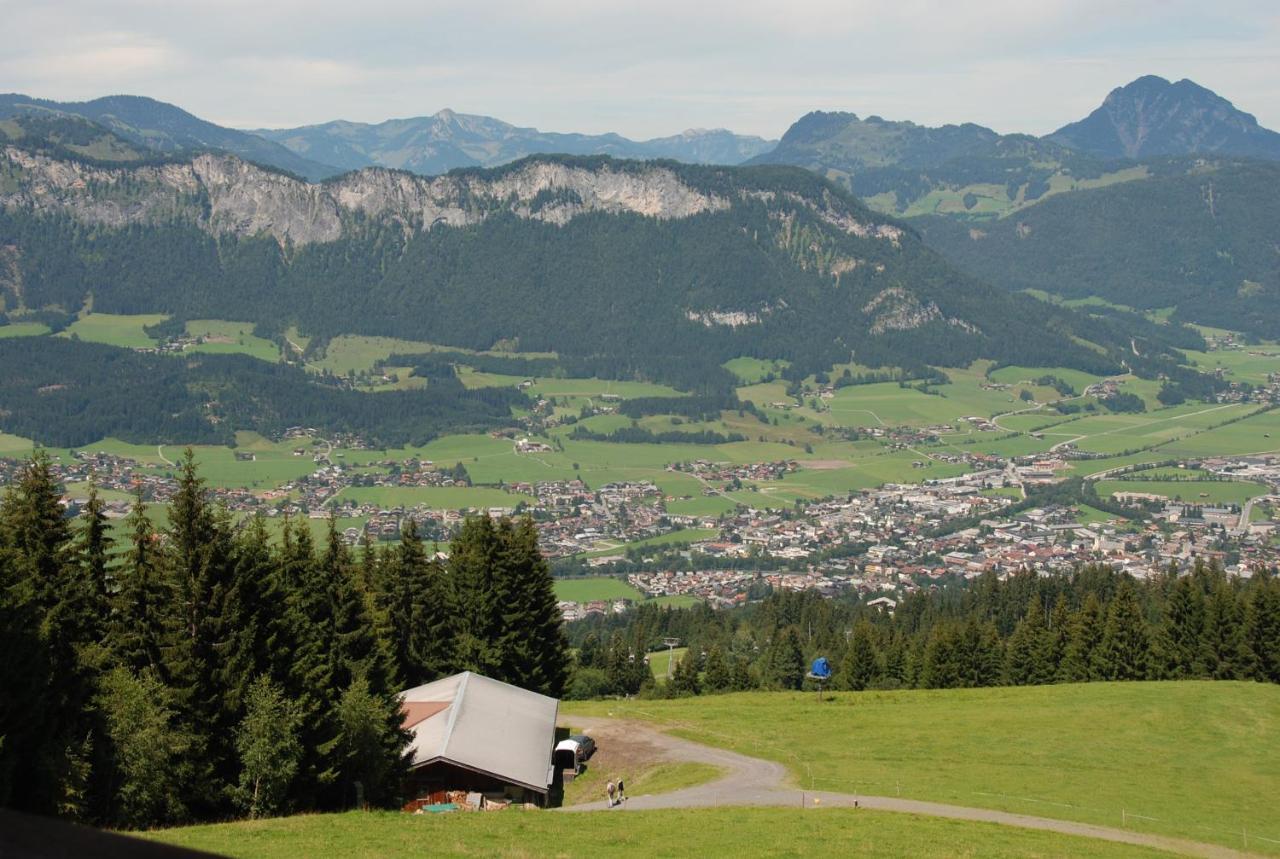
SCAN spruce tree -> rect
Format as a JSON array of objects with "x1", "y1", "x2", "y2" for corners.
[
  {"x1": 1039, "y1": 594, "x2": 1071, "y2": 681},
  {"x1": 109, "y1": 494, "x2": 171, "y2": 675},
  {"x1": 1061, "y1": 593, "x2": 1104, "y2": 682},
  {"x1": 1201, "y1": 580, "x2": 1248, "y2": 679},
  {"x1": 448, "y1": 515, "x2": 501, "y2": 675},
  {"x1": 669, "y1": 648, "x2": 701, "y2": 696},
  {"x1": 702, "y1": 644, "x2": 731, "y2": 693},
  {"x1": 1095, "y1": 580, "x2": 1152, "y2": 681},
  {"x1": 1245, "y1": 576, "x2": 1280, "y2": 683},
  {"x1": 492, "y1": 517, "x2": 568, "y2": 696},
  {"x1": 1163, "y1": 574, "x2": 1207, "y2": 678},
  {"x1": 1006, "y1": 598, "x2": 1049, "y2": 686},
  {"x1": 836, "y1": 621, "x2": 880, "y2": 691}
]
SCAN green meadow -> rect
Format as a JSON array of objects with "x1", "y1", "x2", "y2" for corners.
[
  {"x1": 553, "y1": 576, "x2": 645, "y2": 602},
  {"x1": 144, "y1": 807, "x2": 1172, "y2": 859},
  {"x1": 184, "y1": 319, "x2": 281, "y2": 362},
  {"x1": 567, "y1": 681, "x2": 1280, "y2": 854},
  {"x1": 1097, "y1": 479, "x2": 1267, "y2": 506},
  {"x1": 0, "y1": 321, "x2": 51, "y2": 338},
  {"x1": 59, "y1": 312, "x2": 167, "y2": 348}
]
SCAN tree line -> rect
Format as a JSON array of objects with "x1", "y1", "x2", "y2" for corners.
[
  {"x1": 566, "y1": 562, "x2": 1280, "y2": 698},
  {"x1": 0, "y1": 451, "x2": 567, "y2": 828}
]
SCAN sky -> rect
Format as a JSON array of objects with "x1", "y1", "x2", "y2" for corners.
[{"x1": 2, "y1": 0, "x2": 1278, "y2": 139}]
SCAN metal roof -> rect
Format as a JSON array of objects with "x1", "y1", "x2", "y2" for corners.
[{"x1": 400, "y1": 672, "x2": 560, "y2": 793}]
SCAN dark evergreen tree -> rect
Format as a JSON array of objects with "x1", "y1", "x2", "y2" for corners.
[
  {"x1": 836, "y1": 621, "x2": 880, "y2": 691},
  {"x1": 108, "y1": 494, "x2": 171, "y2": 675},
  {"x1": 1095, "y1": 580, "x2": 1152, "y2": 681}
]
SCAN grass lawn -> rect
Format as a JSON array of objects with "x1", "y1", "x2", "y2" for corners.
[
  {"x1": 143, "y1": 807, "x2": 1172, "y2": 858},
  {"x1": 553, "y1": 577, "x2": 644, "y2": 602},
  {"x1": 0, "y1": 321, "x2": 51, "y2": 338},
  {"x1": 566, "y1": 682, "x2": 1280, "y2": 853},
  {"x1": 580, "y1": 528, "x2": 719, "y2": 559},
  {"x1": 0, "y1": 432, "x2": 36, "y2": 458},
  {"x1": 650, "y1": 595, "x2": 701, "y2": 609},
  {"x1": 58, "y1": 312, "x2": 167, "y2": 348}
]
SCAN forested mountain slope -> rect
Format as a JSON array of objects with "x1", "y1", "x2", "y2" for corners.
[
  {"x1": 0, "y1": 93, "x2": 339, "y2": 180},
  {"x1": 912, "y1": 158, "x2": 1280, "y2": 338},
  {"x1": 0, "y1": 146, "x2": 1179, "y2": 389}
]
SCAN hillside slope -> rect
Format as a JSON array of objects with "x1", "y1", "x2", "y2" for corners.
[
  {"x1": 913, "y1": 158, "x2": 1280, "y2": 337},
  {"x1": 0, "y1": 93, "x2": 340, "y2": 180},
  {"x1": 0, "y1": 147, "x2": 1158, "y2": 387}
]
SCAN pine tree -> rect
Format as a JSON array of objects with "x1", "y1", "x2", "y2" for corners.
[
  {"x1": 702, "y1": 644, "x2": 731, "y2": 693},
  {"x1": 836, "y1": 621, "x2": 880, "y2": 691},
  {"x1": 1163, "y1": 574, "x2": 1207, "y2": 678},
  {"x1": 669, "y1": 648, "x2": 701, "y2": 696},
  {"x1": 1006, "y1": 598, "x2": 1049, "y2": 686},
  {"x1": 1245, "y1": 576, "x2": 1280, "y2": 682},
  {"x1": 109, "y1": 493, "x2": 171, "y2": 675},
  {"x1": 764, "y1": 628, "x2": 805, "y2": 690},
  {"x1": 1061, "y1": 593, "x2": 1104, "y2": 682},
  {"x1": 381, "y1": 519, "x2": 454, "y2": 685},
  {"x1": 0, "y1": 452, "x2": 96, "y2": 816},
  {"x1": 163, "y1": 450, "x2": 241, "y2": 814},
  {"x1": 1095, "y1": 580, "x2": 1152, "y2": 681},
  {"x1": 492, "y1": 518, "x2": 568, "y2": 696},
  {"x1": 448, "y1": 515, "x2": 501, "y2": 675},
  {"x1": 1201, "y1": 580, "x2": 1248, "y2": 679},
  {"x1": 1039, "y1": 594, "x2": 1071, "y2": 681},
  {"x1": 959, "y1": 618, "x2": 1004, "y2": 687}
]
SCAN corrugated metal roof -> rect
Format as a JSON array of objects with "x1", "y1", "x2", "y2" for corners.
[{"x1": 400, "y1": 672, "x2": 559, "y2": 793}]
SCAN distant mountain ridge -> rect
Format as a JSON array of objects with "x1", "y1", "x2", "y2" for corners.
[
  {"x1": 1049, "y1": 76, "x2": 1280, "y2": 160},
  {"x1": 0, "y1": 93, "x2": 339, "y2": 180},
  {"x1": 252, "y1": 109, "x2": 777, "y2": 173}
]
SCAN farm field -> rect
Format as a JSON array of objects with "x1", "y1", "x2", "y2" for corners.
[
  {"x1": 142, "y1": 806, "x2": 1172, "y2": 859},
  {"x1": 58, "y1": 312, "x2": 166, "y2": 348},
  {"x1": 553, "y1": 576, "x2": 645, "y2": 602},
  {"x1": 1182, "y1": 343, "x2": 1280, "y2": 386},
  {"x1": 986, "y1": 365, "x2": 1105, "y2": 395},
  {"x1": 566, "y1": 682, "x2": 1280, "y2": 854},
  {"x1": 1159, "y1": 408, "x2": 1280, "y2": 457},
  {"x1": 184, "y1": 319, "x2": 280, "y2": 362},
  {"x1": 1096, "y1": 479, "x2": 1267, "y2": 506}
]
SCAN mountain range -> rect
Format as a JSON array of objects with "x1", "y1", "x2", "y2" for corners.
[
  {"x1": 0, "y1": 140, "x2": 1160, "y2": 393},
  {"x1": 253, "y1": 110, "x2": 776, "y2": 174}
]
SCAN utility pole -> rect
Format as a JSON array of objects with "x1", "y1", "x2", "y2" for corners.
[{"x1": 663, "y1": 636, "x2": 679, "y2": 680}]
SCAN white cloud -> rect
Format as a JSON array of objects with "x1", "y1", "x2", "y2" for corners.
[{"x1": 0, "y1": 0, "x2": 1275, "y2": 138}]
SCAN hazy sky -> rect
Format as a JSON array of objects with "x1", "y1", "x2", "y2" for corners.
[{"x1": 2, "y1": 0, "x2": 1278, "y2": 138}]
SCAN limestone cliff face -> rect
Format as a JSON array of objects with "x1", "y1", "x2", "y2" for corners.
[
  {"x1": 0, "y1": 148, "x2": 735, "y2": 245},
  {"x1": 0, "y1": 148, "x2": 905, "y2": 253}
]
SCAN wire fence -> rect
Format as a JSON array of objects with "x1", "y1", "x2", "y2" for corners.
[{"x1": 606, "y1": 705, "x2": 1280, "y2": 853}]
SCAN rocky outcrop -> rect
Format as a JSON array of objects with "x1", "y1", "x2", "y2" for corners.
[
  {"x1": 0, "y1": 147, "x2": 731, "y2": 246},
  {"x1": 0, "y1": 147, "x2": 913, "y2": 254}
]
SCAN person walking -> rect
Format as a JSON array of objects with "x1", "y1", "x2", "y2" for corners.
[
  {"x1": 606, "y1": 780, "x2": 616, "y2": 808},
  {"x1": 617, "y1": 778, "x2": 626, "y2": 804}
]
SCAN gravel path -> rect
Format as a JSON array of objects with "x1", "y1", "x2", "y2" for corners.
[{"x1": 562, "y1": 717, "x2": 1251, "y2": 858}]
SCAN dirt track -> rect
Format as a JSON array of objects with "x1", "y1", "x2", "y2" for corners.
[{"x1": 561, "y1": 717, "x2": 1251, "y2": 859}]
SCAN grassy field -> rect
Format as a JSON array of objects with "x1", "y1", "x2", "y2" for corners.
[
  {"x1": 58, "y1": 312, "x2": 166, "y2": 348},
  {"x1": 0, "y1": 321, "x2": 51, "y2": 338},
  {"x1": 143, "y1": 806, "x2": 1173, "y2": 858},
  {"x1": 566, "y1": 682, "x2": 1280, "y2": 853},
  {"x1": 184, "y1": 320, "x2": 280, "y2": 362},
  {"x1": 647, "y1": 646, "x2": 688, "y2": 679},
  {"x1": 1097, "y1": 479, "x2": 1267, "y2": 506},
  {"x1": 553, "y1": 577, "x2": 645, "y2": 602}
]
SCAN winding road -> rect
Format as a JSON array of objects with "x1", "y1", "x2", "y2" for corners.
[{"x1": 562, "y1": 718, "x2": 1252, "y2": 858}]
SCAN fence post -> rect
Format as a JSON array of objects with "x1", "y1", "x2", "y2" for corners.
[{"x1": 1121, "y1": 809, "x2": 1126, "y2": 828}]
